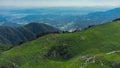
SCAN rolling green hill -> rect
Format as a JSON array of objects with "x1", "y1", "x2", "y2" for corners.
[{"x1": 0, "y1": 20, "x2": 120, "y2": 68}]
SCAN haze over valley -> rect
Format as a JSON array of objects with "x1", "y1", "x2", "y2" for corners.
[{"x1": 0, "y1": 7, "x2": 120, "y2": 31}]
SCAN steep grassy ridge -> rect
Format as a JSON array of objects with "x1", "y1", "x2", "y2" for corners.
[{"x1": 0, "y1": 21, "x2": 120, "y2": 68}]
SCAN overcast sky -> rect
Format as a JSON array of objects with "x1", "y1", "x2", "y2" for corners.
[{"x1": 0, "y1": 0, "x2": 120, "y2": 7}]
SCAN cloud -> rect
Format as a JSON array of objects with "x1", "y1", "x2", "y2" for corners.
[{"x1": 0, "y1": 0, "x2": 120, "y2": 7}]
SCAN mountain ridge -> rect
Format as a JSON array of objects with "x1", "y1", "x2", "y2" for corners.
[{"x1": 0, "y1": 22, "x2": 59, "y2": 46}]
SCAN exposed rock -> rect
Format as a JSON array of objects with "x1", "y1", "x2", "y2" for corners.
[{"x1": 112, "y1": 61, "x2": 120, "y2": 68}]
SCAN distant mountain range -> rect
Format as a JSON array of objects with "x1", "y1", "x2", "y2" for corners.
[
  {"x1": 0, "y1": 7, "x2": 119, "y2": 31},
  {"x1": 65, "y1": 8, "x2": 120, "y2": 30},
  {"x1": 0, "y1": 23, "x2": 59, "y2": 45},
  {"x1": 16, "y1": 8, "x2": 120, "y2": 31}
]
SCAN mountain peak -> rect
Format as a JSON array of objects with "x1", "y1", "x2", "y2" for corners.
[{"x1": 113, "y1": 18, "x2": 120, "y2": 22}]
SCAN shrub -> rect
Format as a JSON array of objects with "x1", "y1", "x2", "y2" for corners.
[{"x1": 47, "y1": 45, "x2": 73, "y2": 60}]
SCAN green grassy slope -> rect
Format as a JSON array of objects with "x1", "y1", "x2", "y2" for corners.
[{"x1": 0, "y1": 21, "x2": 120, "y2": 68}]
